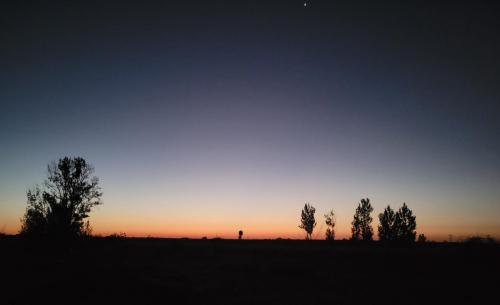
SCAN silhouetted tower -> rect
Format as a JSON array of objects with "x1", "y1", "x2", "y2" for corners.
[{"x1": 238, "y1": 230, "x2": 243, "y2": 240}]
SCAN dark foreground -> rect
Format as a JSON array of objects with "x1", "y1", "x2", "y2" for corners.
[{"x1": 1, "y1": 236, "x2": 498, "y2": 305}]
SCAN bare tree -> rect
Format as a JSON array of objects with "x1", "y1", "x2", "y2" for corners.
[
  {"x1": 299, "y1": 203, "x2": 316, "y2": 240},
  {"x1": 324, "y1": 210, "x2": 336, "y2": 240}
]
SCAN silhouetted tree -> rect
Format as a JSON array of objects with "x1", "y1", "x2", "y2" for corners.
[
  {"x1": 299, "y1": 203, "x2": 316, "y2": 240},
  {"x1": 378, "y1": 205, "x2": 396, "y2": 242},
  {"x1": 394, "y1": 203, "x2": 416, "y2": 242},
  {"x1": 20, "y1": 157, "x2": 102, "y2": 239},
  {"x1": 20, "y1": 187, "x2": 48, "y2": 237},
  {"x1": 238, "y1": 230, "x2": 243, "y2": 240},
  {"x1": 324, "y1": 210, "x2": 336, "y2": 240},
  {"x1": 417, "y1": 233, "x2": 426, "y2": 243},
  {"x1": 351, "y1": 198, "x2": 373, "y2": 241}
]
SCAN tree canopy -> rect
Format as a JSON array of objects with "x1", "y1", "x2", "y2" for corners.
[
  {"x1": 324, "y1": 210, "x2": 336, "y2": 240},
  {"x1": 394, "y1": 203, "x2": 417, "y2": 242},
  {"x1": 378, "y1": 203, "x2": 417, "y2": 242},
  {"x1": 351, "y1": 198, "x2": 374, "y2": 241},
  {"x1": 20, "y1": 157, "x2": 102, "y2": 238},
  {"x1": 299, "y1": 203, "x2": 316, "y2": 240},
  {"x1": 378, "y1": 205, "x2": 396, "y2": 242}
]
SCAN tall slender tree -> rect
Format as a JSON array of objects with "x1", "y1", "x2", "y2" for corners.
[
  {"x1": 299, "y1": 203, "x2": 316, "y2": 240},
  {"x1": 324, "y1": 210, "x2": 336, "y2": 240},
  {"x1": 351, "y1": 198, "x2": 374, "y2": 241},
  {"x1": 378, "y1": 205, "x2": 396, "y2": 241},
  {"x1": 394, "y1": 203, "x2": 416, "y2": 242}
]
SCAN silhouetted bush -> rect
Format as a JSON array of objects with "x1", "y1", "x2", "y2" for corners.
[
  {"x1": 465, "y1": 235, "x2": 496, "y2": 244},
  {"x1": 351, "y1": 198, "x2": 373, "y2": 241},
  {"x1": 20, "y1": 157, "x2": 102, "y2": 239},
  {"x1": 299, "y1": 203, "x2": 316, "y2": 240},
  {"x1": 417, "y1": 233, "x2": 427, "y2": 243},
  {"x1": 106, "y1": 232, "x2": 127, "y2": 239},
  {"x1": 238, "y1": 230, "x2": 243, "y2": 240}
]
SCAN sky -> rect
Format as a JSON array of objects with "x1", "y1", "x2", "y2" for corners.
[{"x1": 1, "y1": 0, "x2": 499, "y2": 240}]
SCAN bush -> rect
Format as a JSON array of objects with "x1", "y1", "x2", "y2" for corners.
[
  {"x1": 106, "y1": 232, "x2": 127, "y2": 239},
  {"x1": 465, "y1": 235, "x2": 496, "y2": 244}
]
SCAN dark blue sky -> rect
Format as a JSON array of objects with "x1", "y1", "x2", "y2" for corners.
[{"x1": 1, "y1": 0, "x2": 499, "y2": 238}]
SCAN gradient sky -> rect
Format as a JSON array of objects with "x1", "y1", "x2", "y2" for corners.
[{"x1": 1, "y1": 0, "x2": 499, "y2": 240}]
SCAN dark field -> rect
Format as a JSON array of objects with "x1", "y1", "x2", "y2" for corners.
[{"x1": 1, "y1": 237, "x2": 498, "y2": 305}]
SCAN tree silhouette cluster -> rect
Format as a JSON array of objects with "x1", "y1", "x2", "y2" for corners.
[
  {"x1": 20, "y1": 157, "x2": 102, "y2": 239},
  {"x1": 20, "y1": 157, "x2": 422, "y2": 243},
  {"x1": 378, "y1": 203, "x2": 417, "y2": 242},
  {"x1": 299, "y1": 198, "x2": 419, "y2": 242}
]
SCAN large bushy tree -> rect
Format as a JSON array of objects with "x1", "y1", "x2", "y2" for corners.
[
  {"x1": 299, "y1": 203, "x2": 316, "y2": 240},
  {"x1": 351, "y1": 198, "x2": 374, "y2": 241},
  {"x1": 378, "y1": 203, "x2": 417, "y2": 242},
  {"x1": 20, "y1": 157, "x2": 102, "y2": 238}
]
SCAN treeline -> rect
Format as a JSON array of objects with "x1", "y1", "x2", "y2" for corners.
[
  {"x1": 16, "y1": 157, "x2": 494, "y2": 243},
  {"x1": 299, "y1": 198, "x2": 424, "y2": 242},
  {"x1": 16, "y1": 156, "x2": 420, "y2": 242}
]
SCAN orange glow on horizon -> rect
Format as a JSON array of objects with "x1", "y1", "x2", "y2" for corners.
[{"x1": 3, "y1": 221, "x2": 499, "y2": 242}]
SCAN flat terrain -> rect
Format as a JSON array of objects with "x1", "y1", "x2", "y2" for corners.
[{"x1": 1, "y1": 237, "x2": 498, "y2": 305}]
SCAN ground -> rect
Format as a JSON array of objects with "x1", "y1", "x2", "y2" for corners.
[{"x1": 1, "y1": 236, "x2": 498, "y2": 304}]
